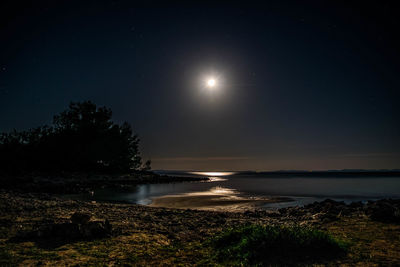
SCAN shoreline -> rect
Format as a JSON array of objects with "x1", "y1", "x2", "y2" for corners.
[
  {"x1": 0, "y1": 172, "x2": 209, "y2": 194},
  {"x1": 149, "y1": 192, "x2": 294, "y2": 211},
  {"x1": 1, "y1": 191, "x2": 400, "y2": 265}
]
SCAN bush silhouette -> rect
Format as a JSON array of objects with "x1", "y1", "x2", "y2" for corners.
[{"x1": 0, "y1": 101, "x2": 144, "y2": 174}]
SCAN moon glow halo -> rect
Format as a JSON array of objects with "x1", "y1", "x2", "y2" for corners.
[{"x1": 207, "y1": 79, "x2": 216, "y2": 88}]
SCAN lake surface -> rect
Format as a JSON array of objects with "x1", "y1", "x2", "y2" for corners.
[{"x1": 72, "y1": 171, "x2": 400, "y2": 210}]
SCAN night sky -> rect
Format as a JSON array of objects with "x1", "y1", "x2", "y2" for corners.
[{"x1": 1, "y1": 1, "x2": 399, "y2": 171}]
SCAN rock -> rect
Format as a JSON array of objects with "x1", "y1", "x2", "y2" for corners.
[
  {"x1": 311, "y1": 212, "x2": 324, "y2": 220},
  {"x1": 70, "y1": 212, "x2": 91, "y2": 224},
  {"x1": 337, "y1": 207, "x2": 352, "y2": 216},
  {"x1": 244, "y1": 210, "x2": 260, "y2": 217},
  {"x1": 51, "y1": 223, "x2": 81, "y2": 239},
  {"x1": 321, "y1": 212, "x2": 339, "y2": 222},
  {"x1": 279, "y1": 208, "x2": 288, "y2": 214},
  {"x1": 367, "y1": 199, "x2": 400, "y2": 223},
  {"x1": 265, "y1": 210, "x2": 281, "y2": 217},
  {"x1": 80, "y1": 219, "x2": 112, "y2": 239},
  {"x1": 349, "y1": 201, "x2": 363, "y2": 209},
  {"x1": 13, "y1": 214, "x2": 112, "y2": 243},
  {"x1": 287, "y1": 207, "x2": 302, "y2": 216},
  {"x1": 307, "y1": 202, "x2": 322, "y2": 213}
]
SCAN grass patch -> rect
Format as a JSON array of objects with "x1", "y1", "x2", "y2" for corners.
[
  {"x1": 0, "y1": 248, "x2": 19, "y2": 266},
  {"x1": 0, "y1": 242, "x2": 62, "y2": 266},
  {"x1": 211, "y1": 224, "x2": 348, "y2": 265}
]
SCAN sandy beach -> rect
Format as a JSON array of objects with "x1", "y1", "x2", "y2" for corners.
[{"x1": 149, "y1": 187, "x2": 294, "y2": 211}]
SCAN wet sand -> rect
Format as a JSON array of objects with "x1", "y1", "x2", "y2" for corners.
[{"x1": 149, "y1": 187, "x2": 294, "y2": 211}]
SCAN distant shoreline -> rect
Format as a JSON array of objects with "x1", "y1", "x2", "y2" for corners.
[{"x1": 159, "y1": 170, "x2": 400, "y2": 178}]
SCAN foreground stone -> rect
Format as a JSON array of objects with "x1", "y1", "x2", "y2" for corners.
[
  {"x1": 365, "y1": 199, "x2": 400, "y2": 223},
  {"x1": 13, "y1": 211, "x2": 111, "y2": 242}
]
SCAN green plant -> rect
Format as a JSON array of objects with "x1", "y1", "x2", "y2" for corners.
[{"x1": 212, "y1": 224, "x2": 348, "y2": 265}]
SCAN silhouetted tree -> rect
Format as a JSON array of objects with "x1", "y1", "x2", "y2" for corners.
[
  {"x1": 51, "y1": 101, "x2": 143, "y2": 171},
  {"x1": 142, "y1": 159, "x2": 152, "y2": 171},
  {"x1": 0, "y1": 101, "x2": 143, "y2": 173}
]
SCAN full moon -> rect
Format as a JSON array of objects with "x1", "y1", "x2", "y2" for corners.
[{"x1": 207, "y1": 79, "x2": 216, "y2": 87}]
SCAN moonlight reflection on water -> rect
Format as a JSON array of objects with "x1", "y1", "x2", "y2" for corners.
[
  {"x1": 69, "y1": 172, "x2": 400, "y2": 211},
  {"x1": 189, "y1": 171, "x2": 236, "y2": 176}
]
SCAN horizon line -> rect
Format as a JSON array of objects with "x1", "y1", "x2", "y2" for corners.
[{"x1": 153, "y1": 168, "x2": 400, "y2": 173}]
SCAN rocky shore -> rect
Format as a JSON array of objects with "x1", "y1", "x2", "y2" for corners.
[
  {"x1": 1, "y1": 190, "x2": 400, "y2": 266},
  {"x1": 0, "y1": 172, "x2": 209, "y2": 194}
]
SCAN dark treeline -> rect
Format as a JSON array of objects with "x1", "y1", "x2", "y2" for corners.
[{"x1": 0, "y1": 101, "x2": 150, "y2": 174}]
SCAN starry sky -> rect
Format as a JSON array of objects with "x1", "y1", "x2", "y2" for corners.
[{"x1": 1, "y1": 1, "x2": 399, "y2": 171}]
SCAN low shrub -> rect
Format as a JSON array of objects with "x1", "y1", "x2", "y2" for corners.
[{"x1": 212, "y1": 224, "x2": 348, "y2": 265}]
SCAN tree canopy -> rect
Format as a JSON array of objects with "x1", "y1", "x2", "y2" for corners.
[{"x1": 0, "y1": 101, "x2": 148, "y2": 174}]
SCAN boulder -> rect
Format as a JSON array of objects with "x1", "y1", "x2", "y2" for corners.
[
  {"x1": 70, "y1": 212, "x2": 91, "y2": 224},
  {"x1": 80, "y1": 219, "x2": 112, "y2": 239},
  {"x1": 13, "y1": 212, "x2": 112, "y2": 243},
  {"x1": 367, "y1": 199, "x2": 400, "y2": 223},
  {"x1": 349, "y1": 201, "x2": 363, "y2": 209},
  {"x1": 51, "y1": 223, "x2": 81, "y2": 239}
]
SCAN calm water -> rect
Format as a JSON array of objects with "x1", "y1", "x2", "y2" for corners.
[{"x1": 71, "y1": 171, "x2": 400, "y2": 209}]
